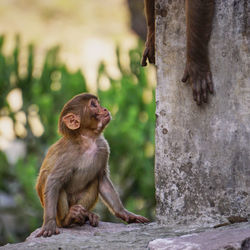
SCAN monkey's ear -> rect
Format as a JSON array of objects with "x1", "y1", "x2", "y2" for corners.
[{"x1": 62, "y1": 113, "x2": 80, "y2": 130}]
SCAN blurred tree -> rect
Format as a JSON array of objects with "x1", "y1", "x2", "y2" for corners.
[{"x1": 0, "y1": 35, "x2": 155, "y2": 245}]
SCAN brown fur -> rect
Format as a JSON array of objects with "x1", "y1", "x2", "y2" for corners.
[
  {"x1": 36, "y1": 93, "x2": 149, "y2": 238},
  {"x1": 142, "y1": 0, "x2": 215, "y2": 105}
]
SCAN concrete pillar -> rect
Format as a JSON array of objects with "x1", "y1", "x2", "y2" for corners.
[{"x1": 155, "y1": 0, "x2": 250, "y2": 226}]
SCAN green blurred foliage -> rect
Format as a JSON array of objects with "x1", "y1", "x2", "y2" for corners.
[{"x1": 0, "y1": 35, "x2": 155, "y2": 244}]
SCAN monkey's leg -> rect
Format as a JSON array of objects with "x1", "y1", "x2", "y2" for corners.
[
  {"x1": 57, "y1": 181, "x2": 99, "y2": 227},
  {"x1": 142, "y1": 0, "x2": 155, "y2": 66},
  {"x1": 182, "y1": 0, "x2": 215, "y2": 105},
  {"x1": 56, "y1": 190, "x2": 88, "y2": 227},
  {"x1": 56, "y1": 189, "x2": 70, "y2": 227},
  {"x1": 76, "y1": 179, "x2": 99, "y2": 227}
]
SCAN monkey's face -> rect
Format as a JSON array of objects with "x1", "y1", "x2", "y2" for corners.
[
  {"x1": 86, "y1": 98, "x2": 111, "y2": 133},
  {"x1": 60, "y1": 94, "x2": 111, "y2": 137}
]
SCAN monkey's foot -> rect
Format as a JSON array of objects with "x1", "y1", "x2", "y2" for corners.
[
  {"x1": 141, "y1": 32, "x2": 155, "y2": 66},
  {"x1": 84, "y1": 210, "x2": 99, "y2": 227},
  {"x1": 68, "y1": 205, "x2": 99, "y2": 227},
  {"x1": 182, "y1": 62, "x2": 213, "y2": 105}
]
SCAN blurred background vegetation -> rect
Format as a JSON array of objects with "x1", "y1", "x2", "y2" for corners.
[{"x1": 0, "y1": 0, "x2": 156, "y2": 245}]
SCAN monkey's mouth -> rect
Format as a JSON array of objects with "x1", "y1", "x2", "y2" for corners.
[
  {"x1": 96, "y1": 112, "x2": 110, "y2": 118},
  {"x1": 95, "y1": 112, "x2": 111, "y2": 126},
  {"x1": 103, "y1": 112, "x2": 111, "y2": 123},
  {"x1": 104, "y1": 112, "x2": 111, "y2": 118}
]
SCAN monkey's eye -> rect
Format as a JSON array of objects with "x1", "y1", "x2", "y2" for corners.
[{"x1": 91, "y1": 100, "x2": 97, "y2": 108}]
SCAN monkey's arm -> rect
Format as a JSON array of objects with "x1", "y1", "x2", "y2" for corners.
[
  {"x1": 182, "y1": 0, "x2": 215, "y2": 105},
  {"x1": 99, "y1": 174, "x2": 149, "y2": 223},
  {"x1": 141, "y1": 0, "x2": 155, "y2": 66},
  {"x1": 36, "y1": 165, "x2": 72, "y2": 237},
  {"x1": 36, "y1": 174, "x2": 62, "y2": 237}
]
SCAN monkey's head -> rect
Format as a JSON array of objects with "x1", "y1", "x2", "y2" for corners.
[{"x1": 59, "y1": 93, "x2": 111, "y2": 138}]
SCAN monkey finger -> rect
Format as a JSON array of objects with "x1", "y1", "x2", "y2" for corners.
[
  {"x1": 201, "y1": 79, "x2": 207, "y2": 103},
  {"x1": 193, "y1": 91, "x2": 197, "y2": 103},
  {"x1": 134, "y1": 217, "x2": 143, "y2": 223},
  {"x1": 77, "y1": 213, "x2": 85, "y2": 222},
  {"x1": 192, "y1": 82, "x2": 197, "y2": 103},
  {"x1": 196, "y1": 82, "x2": 201, "y2": 105},
  {"x1": 47, "y1": 230, "x2": 52, "y2": 237},
  {"x1": 148, "y1": 52, "x2": 155, "y2": 64},
  {"x1": 148, "y1": 56, "x2": 155, "y2": 64},
  {"x1": 141, "y1": 48, "x2": 149, "y2": 66},
  {"x1": 71, "y1": 211, "x2": 78, "y2": 219},
  {"x1": 75, "y1": 205, "x2": 84, "y2": 212},
  {"x1": 35, "y1": 230, "x2": 44, "y2": 237},
  {"x1": 92, "y1": 216, "x2": 99, "y2": 227},
  {"x1": 72, "y1": 207, "x2": 78, "y2": 212},
  {"x1": 137, "y1": 218, "x2": 145, "y2": 223},
  {"x1": 43, "y1": 231, "x2": 48, "y2": 237},
  {"x1": 80, "y1": 209, "x2": 88, "y2": 218},
  {"x1": 95, "y1": 218, "x2": 99, "y2": 227},
  {"x1": 181, "y1": 69, "x2": 189, "y2": 83},
  {"x1": 197, "y1": 95, "x2": 201, "y2": 105},
  {"x1": 134, "y1": 218, "x2": 140, "y2": 223},
  {"x1": 136, "y1": 216, "x2": 148, "y2": 223},
  {"x1": 131, "y1": 215, "x2": 140, "y2": 223},
  {"x1": 206, "y1": 72, "x2": 213, "y2": 94},
  {"x1": 140, "y1": 216, "x2": 149, "y2": 223},
  {"x1": 88, "y1": 214, "x2": 94, "y2": 225},
  {"x1": 196, "y1": 79, "x2": 202, "y2": 105},
  {"x1": 56, "y1": 228, "x2": 60, "y2": 234},
  {"x1": 208, "y1": 81, "x2": 214, "y2": 94}
]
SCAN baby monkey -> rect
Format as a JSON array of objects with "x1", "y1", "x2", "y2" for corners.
[{"x1": 36, "y1": 93, "x2": 149, "y2": 237}]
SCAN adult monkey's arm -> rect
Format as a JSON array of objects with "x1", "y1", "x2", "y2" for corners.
[
  {"x1": 141, "y1": 0, "x2": 155, "y2": 67},
  {"x1": 182, "y1": 0, "x2": 215, "y2": 105}
]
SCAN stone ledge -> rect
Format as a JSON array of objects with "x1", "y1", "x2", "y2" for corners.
[
  {"x1": 1, "y1": 222, "x2": 250, "y2": 250},
  {"x1": 148, "y1": 222, "x2": 250, "y2": 250}
]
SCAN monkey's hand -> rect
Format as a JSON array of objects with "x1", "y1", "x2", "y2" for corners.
[
  {"x1": 141, "y1": 30, "x2": 155, "y2": 67},
  {"x1": 115, "y1": 209, "x2": 149, "y2": 224},
  {"x1": 67, "y1": 205, "x2": 99, "y2": 227},
  {"x1": 182, "y1": 61, "x2": 213, "y2": 105},
  {"x1": 36, "y1": 220, "x2": 60, "y2": 237}
]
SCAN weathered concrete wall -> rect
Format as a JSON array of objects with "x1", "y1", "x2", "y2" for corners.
[{"x1": 155, "y1": 0, "x2": 250, "y2": 226}]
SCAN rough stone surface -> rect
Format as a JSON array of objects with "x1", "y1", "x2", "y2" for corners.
[
  {"x1": 155, "y1": 0, "x2": 250, "y2": 226},
  {"x1": 1, "y1": 222, "x2": 250, "y2": 250},
  {"x1": 148, "y1": 222, "x2": 250, "y2": 250}
]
